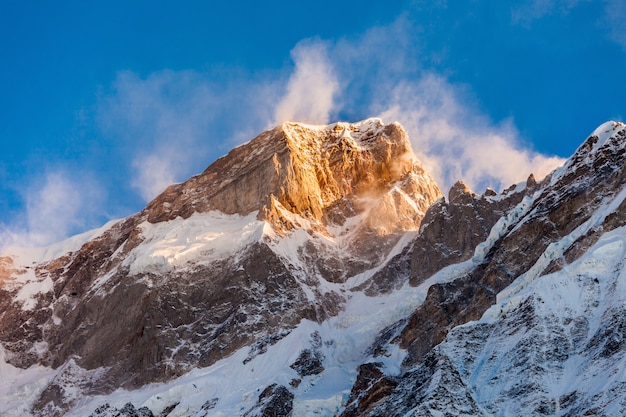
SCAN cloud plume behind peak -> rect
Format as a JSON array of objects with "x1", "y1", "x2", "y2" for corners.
[
  {"x1": 375, "y1": 74, "x2": 566, "y2": 193},
  {"x1": 1, "y1": 170, "x2": 105, "y2": 248},
  {"x1": 273, "y1": 40, "x2": 339, "y2": 125}
]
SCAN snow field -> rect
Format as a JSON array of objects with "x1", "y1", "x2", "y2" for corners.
[
  {"x1": 0, "y1": 346, "x2": 57, "y2": 417},
  {"x1": 125, "y1": 211, "x2": 264, "y2": 276},
  {"x1": 444, "y1": 226, "x2": 626, "y2": 416}
]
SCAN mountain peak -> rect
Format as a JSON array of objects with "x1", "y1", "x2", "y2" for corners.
[
  {"x1": 0, "y1": 119, "x2": 444, "y2": 415},
  {"x1": 448, "y1": 180, "x2": 473, "y2": 203},
  {"x1": 143, "y1": 119, "x2": 441, "y2": 236},
  {"x1": 588, "y1": 120, "x2": 625, "y2": 150}
]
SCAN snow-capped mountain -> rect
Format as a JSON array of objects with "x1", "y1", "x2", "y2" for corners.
[{"x1": 0, "y1": 119, "x2": 625, "y2": 416}]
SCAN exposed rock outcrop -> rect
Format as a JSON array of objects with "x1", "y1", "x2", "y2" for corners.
[
  {"x1": 143, "y1": 119, "x2": 439, "y2": 230},
  {"x1": 89, "y1": 403, "x2": 155, "y2": 417},
  {"x1": 410, "y1": 176, "x2": 539, "y2": 286},
  {"x1": 243, "y1": 384, "x2": 294, "y2": 417},
  {"x1": 341, "y1": 362, "x2": 399, "y2": 417},
  {"x1": 357, "y1": 175, "x2": 538, "y2": 295},
  {"x1": 289, "y1": 331, "x2": 325, "y2": 377}
]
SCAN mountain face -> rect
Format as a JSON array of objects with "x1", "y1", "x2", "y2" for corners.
[
  {"x1": 0, "y1": 119, "x2": 441, "y2": 416},
  {"x1": 342, "y1": 121, "x2": 626, "y2": 416},
  {"x1": 0, "y1": 119, "x2": 625, "y2": 417}
]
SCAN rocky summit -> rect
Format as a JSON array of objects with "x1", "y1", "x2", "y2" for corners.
[{"x1": 1, "y1": 119, "x2": 626, "y2": 417}]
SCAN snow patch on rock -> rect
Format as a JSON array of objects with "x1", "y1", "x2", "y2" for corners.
[{"x1": 125, "y1": 211, "x2": 264, "y2": 276}]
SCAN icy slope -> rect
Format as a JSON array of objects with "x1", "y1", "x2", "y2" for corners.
[{"x1": 457, "y1": 226, "x2": 626, "y2": 416}]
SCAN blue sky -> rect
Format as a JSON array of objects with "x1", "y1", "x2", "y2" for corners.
[{"x1": 1, "y1": 0, "x2": 625, "y2": 246}]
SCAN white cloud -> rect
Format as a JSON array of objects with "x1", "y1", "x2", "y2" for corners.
[
  {"x1": 375, "y1": 74, "x2": 566, "y2": 193},
  {"x1": 100, "y1": 41, "x2": 339, "y2": 203},
  {"x1": 1, "y1": 170, "x2": 105, "y2": 248},
  {"x1": 603, "y1": 0, "x2": 626, "y2": 48},
  {"x1": 131, "y1": 155, "x2": 176, "y2": 202},
  {"x1": 273, "y1": 40, "x2": 339, "y2": 125},
  {"x1": 511, "y1": 0, "x2": 588, "y2": 25},
  {"x1": 285, "y1": 19, "x2": 566, "y2": 193},
  {"x1": 100, "y1": 71, "x2": 219, "y2": 201},
  {"x1": 99, "y1": 70, "x2": 279, "y2": 202},
  {"x1": 97, "y1": 25, "x2": 414, "y2": 205}
]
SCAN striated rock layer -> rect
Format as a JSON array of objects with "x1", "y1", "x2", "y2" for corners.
[{"x1": 144, "y1": 119, "x2": 439, "y2": 230}]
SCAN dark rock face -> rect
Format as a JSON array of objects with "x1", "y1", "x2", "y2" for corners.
[
  {"x1": 409, "y1": 176, "x2": 537, "y2": 286},
  {"x1": 290, "y1": 349, "x2": 325, "y2": 377},
  {"x1": 89, "y1": 402, "x2": 154, "y2": 417},
  {"x1": 243, "y1": 384, "x2": 294, "y2": 417},
  {"x1": 400, "y1": 267, "x2": 497, "y2": 367},
  {"x1": 29, "y1": 243, "x2": 314, "y2": 415},
  {"x1": 357, "y1": 177, "x2": 537, "y2": 296},
  {"x1": 290, "y1": 331, "x2": 325, "y2": 377},
  {"x1": 341, "y1": 363, "x2": 398, "y2": 417}
]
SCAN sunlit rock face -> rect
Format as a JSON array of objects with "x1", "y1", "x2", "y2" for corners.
[{"x1": 145, "y1": 118, "x2": 440, "y2": 234}]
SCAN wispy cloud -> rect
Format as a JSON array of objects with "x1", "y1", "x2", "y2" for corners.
[
  {"x1": 273, "y1": 40, "x2": 339, "y2": 125},
  {"x1": 603, "y1": 0, "x2": 626, "y2": 48},
  {"x1": 131, "y1": 155, "x2": 177, "y2": 203},
  {"x1": 94, "y1": 12, "x2": 568, "y2": 214},
  {"x1": 510, "y1": 0, "x2": 588, "y2": 26},
  {"x1": 1, "y1": 5, "x2": 617, "y2": 249},
  {"x1": 99, "y1": 70, "x2": 279, "y2": 201},
  {"x1": 99, "y1": 41, "x2": 339, "y2": 204},
  {"x1": 99, "y1": 70, "x2": 222, "y2": 201},
  {"x1": 274, "y1": 19, "x2": 565, "y2": 193},
  {"x1": 375, "y1": 74, "x2": 565, "y2": 193},
  {"x1": 95, "y1": 13, "x2": 567, "y2": 212},
  {"x1": 0, "y1": 170, "x2": 105, "y2": 248}
]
